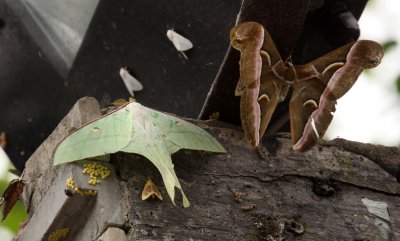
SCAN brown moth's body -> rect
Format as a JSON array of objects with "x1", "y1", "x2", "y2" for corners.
[{"x1": 230, "y1": 22, "x2": 383, "y2": 151}]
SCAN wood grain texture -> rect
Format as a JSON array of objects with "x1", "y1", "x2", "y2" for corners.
[{"x1": 117, "y1": 122, "x2": 400, "y2": 241}]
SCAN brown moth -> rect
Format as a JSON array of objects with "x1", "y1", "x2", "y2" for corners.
[
  {"x1": 230, "y1": 22, "x2": 383, "y2": 151},
  {"x1": 1, "y1": 179, "x2": 25, "y2": 221},
  {"x1": 293, "y1": 40, "x2": 384, "y2": 151},
  {"x1": 141, "y1": 178, "x2": 163, "y2": 201},
  {"x1": 230, "y1": 23, "x2": 264, "y2": 147}
]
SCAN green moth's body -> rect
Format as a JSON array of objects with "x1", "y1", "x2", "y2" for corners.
[{"x1": 54, "y1": 101, "x2": 226, "y2": 207}]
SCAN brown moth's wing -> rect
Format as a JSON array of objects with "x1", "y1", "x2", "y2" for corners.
[
  {"x1": 239, "y1": 86, "x2": 261, "y2": 148},
  {"x1": 258, "y1": 66, "x2": 286, "y2": 138},
  {"x1": 141, "y1": 179, "x2": 162, "y2": 201},
  {"x1": 289, "y1": 42, "x2": 355, "y2": 145},
  {"x1": 150, "y1": 183, "x2": 163, "y2": 200},
  {"x1": 258, "y1": 27, "x2": 287, "y2": 139},
  {"x1": 230, "y1": 22, "x2": 265, "y2": 148},
  {"x1": 308, "y1": 42, "x2": 355, "y2": 83},
  {"x1": 235, "y1": 78, "x2": 246, "y2": 96},
  {"x1": 293, "y1": 40, "x2": 384, "y2": 152},
  {"x1": 289, "y1": 75, "x2": 326, "y2": 145},
  {"x1": 1, "y1": 179, "x2": 25, "y2": 221},
  {"x1": 261, "y1": 27, "x2": 283, "y2": 65},
  {"x1": 141, "y1": 179, "x2": 153, "y2": 200}
]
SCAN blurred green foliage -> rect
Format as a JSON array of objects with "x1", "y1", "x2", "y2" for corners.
[
  {"x1": 0, "y1": 179, "x2": 27, "y2": 235},
  {"x1": 396, "y1": 75, "x2": 400, "y2": 94},
  {"x1": 365, "y1": 40, "x2": 398, "y2": 77},
  {"x1": 382, "y1": 40, "x2": 397, "y2": 53},
  {"x1": 381, "y1": 40, "x2": 400, "y2": 95}
]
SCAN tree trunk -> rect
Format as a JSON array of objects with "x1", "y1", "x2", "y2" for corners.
[{"x1": 15, "y1": 97, "x2": 400, "y2": 241}]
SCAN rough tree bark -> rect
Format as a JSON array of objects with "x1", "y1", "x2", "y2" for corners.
[{"x1": 14, "y1": 97, "x2": 400, "y2": 241}]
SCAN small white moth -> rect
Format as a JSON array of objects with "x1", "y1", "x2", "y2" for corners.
[
  {"x1": 166, "y1": 29, "x2": 193, "y2": 59},
  {"x1": 119, "y1": 68, "x2": 143, "y2": 96}
]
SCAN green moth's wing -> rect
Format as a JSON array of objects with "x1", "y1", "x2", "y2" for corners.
[
  {"x1": 53, "y1": 106, "x2": 133, "y2": 165},
  {"x1": 141, "y1": 105, "x2": 226, "y2": 155},
  {"x1": 121, "y1": 102, "x2": 226, "y2": 207},
  {"x1": 121, "y1": 119, "x2": 190, "y2": 207},
  {"x1": 121, "y1": 103, "x2": 189, "y2": 207}
]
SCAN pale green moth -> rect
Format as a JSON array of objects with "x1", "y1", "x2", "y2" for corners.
[{"x1": 53, "y1": 101, "x2": 226, "y2": 207}]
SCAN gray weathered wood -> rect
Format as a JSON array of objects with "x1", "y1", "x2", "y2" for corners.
[
  {"x1": 16, "y1": 97, "x2": 400, "y2": 241},
  {"x1": 17, "y1": 97, "x2": 125, "y2": 241}
]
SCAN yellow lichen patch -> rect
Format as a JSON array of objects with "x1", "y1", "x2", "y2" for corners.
[
  {"x1": 66, "y1": 178, "x2": 75, "y2": 189},
  {"x1": 48, "y1": 227, "x2": 69, "y2": 241},
  {"x1": 82, "y1": 163, "x2": 111, "y2": 186},
  {"x1": 75, "y1": 188, "x2": 98, "y2": 196},
  {"x1": 65, "y1": 177, "x2": 97, "y2": 196}
]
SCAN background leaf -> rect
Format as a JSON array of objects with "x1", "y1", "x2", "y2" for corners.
[
  {"x1": 396, "y1": 75, "x2": 400, "y2": 94},
  {"x1": 382, "y1": 40, "x2": 397, "y2": 53},
  {"x1": 364, "y1": 40, "x2": 397, "y2": 77}
]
